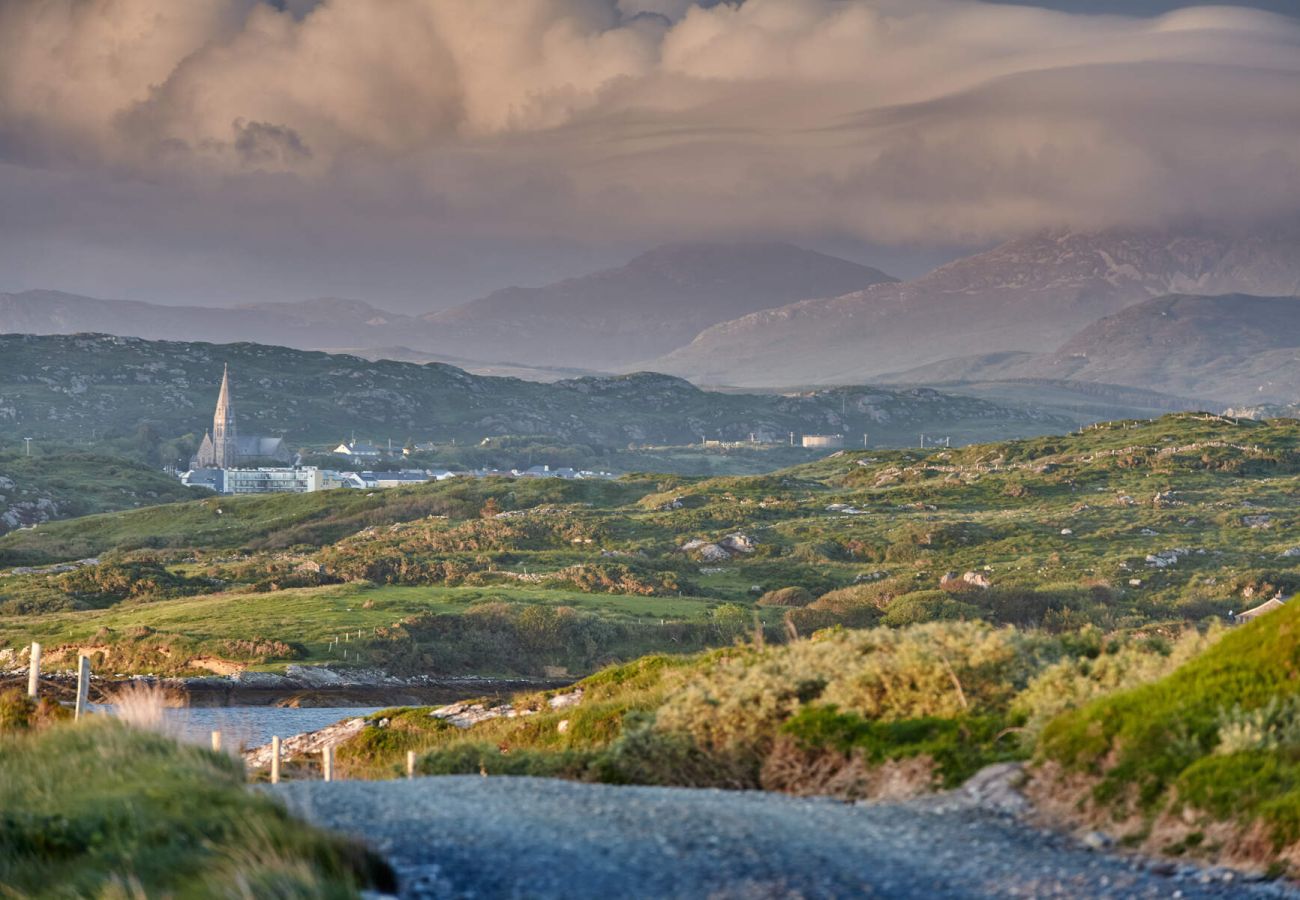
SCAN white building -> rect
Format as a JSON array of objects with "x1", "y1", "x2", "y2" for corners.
[
  {"x1": 221, "y1": 467, "x2": 326, "y2": 495},
  {"x1": 802, "y1": 434, "x2": 845, "y2": 449}
]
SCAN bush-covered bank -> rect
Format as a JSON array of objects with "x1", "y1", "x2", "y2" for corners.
[
  {"x1": 0, "y1": 699, "x2": 392, "y2": 897},
  {"x1": 303, "y1": 607, "x2": 1300, "y2": 875},
  {"x1": 325, "y1": 621, "x2": 1213, "y2": 801},
  {"x1": 1037, "y1": 594, "x2": 1300, "y2": 874}
]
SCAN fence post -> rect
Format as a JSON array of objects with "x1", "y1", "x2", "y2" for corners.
[
  {"x1": 406, "y1": 750, "x2": 416, "y2": 780},
  {"x1": 322, "y1": 745, "x2": 334, "y2": 782},
  {"x1": 271, "y1": 736, "x2": 282, "y2": 784},
  {"x1": 27, "y1": 642, "x2": 41, "y2": 698},
  {"x1": 74, "y1": 655, "x2": 90, "y2": 720},
  {"x1": 211, "y1": 730, "x2": 222, "y2": 753}
]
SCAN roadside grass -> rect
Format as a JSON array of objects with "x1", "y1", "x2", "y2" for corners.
[
  {"x1": 1039, "y1": 593, "x2": 1300, "y2": 859},
  {"x1": 0, "y1": 712, "x2": 391, "y2": 897},
  {"x1": 327, "y1": 622, "x2": 1209, "y2": 799}
]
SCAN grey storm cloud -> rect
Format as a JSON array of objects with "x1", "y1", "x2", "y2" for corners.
[{"x1": 0, "y1": 0, "x2": 1298, "y2": 305}]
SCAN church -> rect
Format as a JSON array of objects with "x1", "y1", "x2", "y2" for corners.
[{"x1": 190, "y1": 364, "x2": 290, "y2": 468}]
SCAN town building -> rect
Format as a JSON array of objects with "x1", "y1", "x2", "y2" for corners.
[
  {"x1": 333, "y1": 439, "x2": 383, "y2": 459},
  {"x1": 181, "y1": 466, "x2": 325, "y2": 494},
  {"x1": 802, "y1": 434, "x2": 845, "y2": 449},
  {"x1": 191, "y1": 364, "x2": 290, "y2": 468}
]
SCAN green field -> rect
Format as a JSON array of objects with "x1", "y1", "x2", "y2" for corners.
[
  {"x1": 0, "y1": 582, "x2": 753, "y2": 676},
  {"x1": 4, "y1": 413, "x2": 1300, "y2": 679}
]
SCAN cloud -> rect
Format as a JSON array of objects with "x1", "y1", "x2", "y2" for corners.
[{"x1": 1, "y1": 0, "x2": 1299, "y2": 300}]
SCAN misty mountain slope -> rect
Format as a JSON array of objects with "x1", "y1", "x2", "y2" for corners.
[
  {"x1": 0, "y1": 290, "x2": 423, "y2": 349},
  {"x1": 878, "y1": 294, "x2": 1300, "y2": 405},
  {"x1": 1016, "y1": 294, "x2": 1300, "y2": 403},
  {"x1": 0, "y1": 334, "x2": 1069, "y2": 450},
  {"x1": 421, "y1": 242, "x2": 896, "y2": 369},
  {"x1": 654, "y1": 229, "x2": 1300, "y2": 387}
]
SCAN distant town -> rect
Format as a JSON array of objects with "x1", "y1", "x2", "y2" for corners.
[{"x1": 180, "y1": 366, "x2": 616, "y2": 494}]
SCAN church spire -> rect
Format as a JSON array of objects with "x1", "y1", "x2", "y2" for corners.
[{"x1": 212, "y1": 364, "x2": 237, "y2": 468}]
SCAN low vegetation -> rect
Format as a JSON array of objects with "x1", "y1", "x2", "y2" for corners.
[
  {"x1": 1038, "y1": 596, "x2": 1300, "y2": 872},
  {"x1": 0, "y1": 450, "x2": 205, "y2": 537},
  {"x1": 3, "y1": 414, "x2": 1298, "y2": 680},
  {"x1": 328, "y1": 621, "x2": 1209, "y2": 797},
  {"x1": 0, "y1": 698, "x2": 390, "y2": 897}
]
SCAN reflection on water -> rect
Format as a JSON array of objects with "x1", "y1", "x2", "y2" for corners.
[{"x1": 93, "y1": 705, "x2": 383, "y2": 749}]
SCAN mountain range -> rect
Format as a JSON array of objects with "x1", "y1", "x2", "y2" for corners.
[
  {"x1": 0, "y1": 242, "x2": 893, "y2": 374},
  {"x1": 420, "y1": 242, "x2": 895, "y2": 368},
  {"x1": 4, "y1": 229, "x2": 1300, "y2": 406},
  {"x1": 655, "y1": 230, "x2": 1300, "y2": 389}
]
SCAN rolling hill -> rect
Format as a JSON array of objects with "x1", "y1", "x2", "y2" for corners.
[{"x1": 0, "y1": 333, "x2": 1069, "y2": 453}]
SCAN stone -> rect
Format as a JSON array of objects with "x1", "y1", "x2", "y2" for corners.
[
  {"x1": 698, "y1": 543, "x2": 731, "y2": 563},
  {"x1": 1081, "y1": 831, "x2": 1113, "y2": 851},
  {"x1": 547, "y1": 689, "x2": 583, "y2": 710},
  {"x1": 718, "y1": 533, "x2": 756, "y2": 554}
]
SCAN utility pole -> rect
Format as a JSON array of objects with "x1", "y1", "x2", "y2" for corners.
[
  {"x1": 920, "y1": 433, "x2": 925, "y2": 449},
  {"x1": 23, "y1": 437, "x2": 32, "y2": 456}
]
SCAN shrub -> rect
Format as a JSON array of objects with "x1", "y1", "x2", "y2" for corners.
[
  {"x1": 881, "y1": 591, "x2": 980, "y2": 627},
  {"x1": 756, "y1": 587, "x2": 813, "y2": 607}
]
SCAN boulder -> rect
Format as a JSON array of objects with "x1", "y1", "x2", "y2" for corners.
[{"x1": 719, "y1": 533, "x2": 756, "y2": 554}]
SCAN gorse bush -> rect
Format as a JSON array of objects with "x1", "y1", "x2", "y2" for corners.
[{"x1": 1214, "y1": 695, "x2": 1300, "y2": 756}]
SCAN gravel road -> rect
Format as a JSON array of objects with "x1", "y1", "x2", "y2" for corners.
[{"x1": 270, "y1": 776, "x2": 1297, "y2": 899}]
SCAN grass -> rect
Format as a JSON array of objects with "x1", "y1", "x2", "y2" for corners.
[
  {"x1": 321, "y1": 621, "x2": 1205, "y2": 799},
  {"x1": 1039, "y1": 591, "x2": 1300, "y2": 854},
  {"x1": 0, "y1": 713, "x2": 391, "y2": 897},
  {"x1": 5, "y1": 413, "x2": 1300, "y2": 679},
  {"x1": 0, "y1": 582, "x2": 763, "y2": 677},
  {"x1": 0, "y1": 475, "x2": 657, "y2": 567},
  {"x1": 0, "y1": 450, "x2": 206, "y2": 539}
]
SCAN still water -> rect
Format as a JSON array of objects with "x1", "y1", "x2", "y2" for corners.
[{"x1": 94, "y1": 705, "x2": 382, "y2": 749}]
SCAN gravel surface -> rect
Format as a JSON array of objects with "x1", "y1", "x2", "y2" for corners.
[{"x1": 270, "y1": 776, "x2": 1299, "y2": 899}]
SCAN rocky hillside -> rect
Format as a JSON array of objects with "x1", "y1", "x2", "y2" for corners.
[
  {"x1": 655, "y1": 229, "x2": 1300, "y2": 387},
  {"x1": 884, "y1": 294, "x2": 1300, "y2": 405},
  {"x1": 0, "y1": 334, "x2": 1069, "y2": 451},
  {"x1": 0, "y1": 452, "x2": 204, "y2": 536},
  {"x1": 421, "y1": 242, "x2": 896, "y2": 368}
]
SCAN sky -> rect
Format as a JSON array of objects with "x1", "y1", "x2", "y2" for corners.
[{"x1": 1, "y1": 0, "x2": 1298, "y2": 311}]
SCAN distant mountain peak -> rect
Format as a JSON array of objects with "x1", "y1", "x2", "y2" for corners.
[{"x1": 420, "y1": 240, "x2": 897, "y2": 368}]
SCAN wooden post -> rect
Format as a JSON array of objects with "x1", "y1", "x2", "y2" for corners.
[
  {"x1": 74, "y1": 655, "x2": 90, "y2": 720},
  {"x1": 211, "y1": 730, "x2": 222, "y2": 752},
  {"x1": 406, "y1": 750, "x2": 416, "y2": 779},
  {"x1": 270, "y1": 736, "x2": 282, "y2": 784},
  {"x1": 26, "y1": 642, "x2": 41, "y2": 698},
  {"x1": 322, "y1": 745, "x2": 333, "y2": 782}
]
